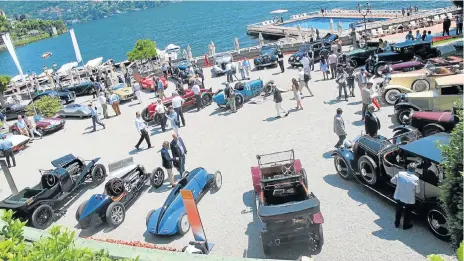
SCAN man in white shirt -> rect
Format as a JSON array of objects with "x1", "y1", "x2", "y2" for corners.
[
  {"x1": 171, "y1": 92, "x2": 185, "y2": 127},
  {"x1": 297, "y1": 67, "x2": 313, "y2": 96},
  {"x1": 135, "y1": 111, "x2": 153, "y2": 150},
  {"x1": 155, "y1": 99, "x2": 167, "y2": 132},
  {"x1": 98, "y1": 92, "x2": 109, "y2": 119},
  {"x1": 327, "y1": 51, "x2": 338, "y2": 79},
  {"x1": 391, "y1": 164, "x2": 420, "y2": 230},
  {"x1": 133, "y1": 82, "x2": 142, "y2": 104},
  {"x1": 192, "y1": 84, "x2": 202, "y2": 112},
  {"x1": 225, "y1": 62, "x2": 233, "y2": 83}
]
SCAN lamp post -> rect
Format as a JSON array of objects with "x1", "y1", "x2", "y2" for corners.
[
  {"x1": 359, "y1": 2, "x2": 372, "y2": 36},
  {"x1": 27, "y1": 72, "x2": 37, "y2": 115}
]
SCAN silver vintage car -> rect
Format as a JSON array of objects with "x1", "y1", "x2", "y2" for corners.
[{"x1": 211, "y1": 52, "x2": 236, "y2": 77}]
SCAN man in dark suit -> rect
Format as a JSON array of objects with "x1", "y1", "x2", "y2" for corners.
[
  {"x1": 170, "y1": 133, "x2": 187, "y2": 175},
  {"x1": 161, "y1": 141, "x2": 178, "y2": 187},
  {"x1": 364, "y1": 105, "x2": 381, "y2": 137}
]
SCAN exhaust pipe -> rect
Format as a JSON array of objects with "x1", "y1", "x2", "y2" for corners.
[{"x1": 275, "y1": 238, "x2": 281, "y2": 246}]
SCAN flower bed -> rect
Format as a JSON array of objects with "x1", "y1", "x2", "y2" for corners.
[{"x1": 85, "y1": 237, "x2": 179, "y2": 252}]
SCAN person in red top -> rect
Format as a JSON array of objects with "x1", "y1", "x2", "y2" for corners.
[{"x1": 204, "y1": 54, "x2": 210, "y2": 67}]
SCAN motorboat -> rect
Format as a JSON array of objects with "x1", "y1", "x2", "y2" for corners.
[{"x1": 42, "y1": 52, "x2": 52, "y2": 58}]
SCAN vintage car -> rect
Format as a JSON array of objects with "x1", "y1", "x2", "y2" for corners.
[
  {"x1": 114, "y1": 86, "x2": 135, "y2": 102},
  {"x1": 211, "y1": 52, "x2": 236, "y2": 77},
  {"x1": 382, "y1": 67, "x2": 462, "y2": 105},
  {"x1": 394, "y1": 74, "x2": 464, "y2": 124},
  {"x1": 57, "y1": 104, "x2": 92, "y2": 118},
  {"x1": 9, "y1": 115, "x2": 65, "y2": 136},
  {"x1": 251, "y1": 150, "x2": 324, "y2": 255},
  {"x1": 332, "y1": 133, "x2": 450, "y2": 240},
  {"x1": 146, "y1": 167, "x2": 222, "y2": 236},
  {"x1": 254, "y1": 45, "x2": 279, "y2": 69},
  {"x1": 61, "y1": 81, "x2": 95, "y2": 96},
  {"x1": 141, "y1": 88, "x2": 213, "y2": 124},
  {"x1": 212, "y1": 79, "x2": 265, "y2": 108},
  {"x1": 0, "y1": 154, "x2": 106, "y2": 229},
  {"x1": 344, "y1": 40, "x2": 382, "y2": 68},
  {"x1": 172, "y1": 61, "x2": 201, "y2": 80},
  {"x1": 0, "y1": 134, "x2": 30, "y2": 157},
  {"x1": 375, "y1": 56, "x2": 462, "y2": 77},
  {"x1": 1, "y1": 101, "x2": 31, "y2": 121},
  {"x1": 110, "y1": 83, "x2": 126, "y2": 91},
  {"x1": 138, "y1": 75, "x2": 168, "y2": 91},
  {"x1": 32, "y1": 90, "x2": 76, "y2": 104},
  {"x1": 366, "y1": 41, "x2": 441, "y2": 74},
  {"x1": 288, "y1": 37, "x2": 337, "y2": 66},
  {"x1": 395, "y1": 107, "x2": 460, "y2": 137},
  {"x1": 76, "y1": 158, "x2": 156, "y2": 229}
]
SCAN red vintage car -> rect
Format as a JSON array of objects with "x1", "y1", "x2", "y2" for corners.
[
  {"x1": 9, "y1": 116, "x2": 65, "y2": 136},
  {"x1": 141, "y1": 88, "x2": 213, "y2": 124},
  {"x1": 395, "y1": 108, "x2": 460, "y2": 137},
  {"x1": 136, "y1": 74, "x2": 168, "y2": 91}
]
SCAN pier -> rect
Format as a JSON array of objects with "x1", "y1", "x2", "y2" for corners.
[{"x1": 246, "y1": 7, "x2": 457, "y2": 39}]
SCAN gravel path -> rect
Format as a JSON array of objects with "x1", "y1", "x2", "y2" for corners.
[{"x1": 5, "y1": 55, "x2": 455, "y2": 260}]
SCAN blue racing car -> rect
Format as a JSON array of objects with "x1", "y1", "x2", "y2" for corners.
[
  {"x1": 146, "y1": 167, "x2": 222, "y2": 236},
  {"x1": 76, "y1": 158, "x2": 162, "y2": 229},
  {"x1": 212, "y1": 79, "x2": 267, "y2": 108}
]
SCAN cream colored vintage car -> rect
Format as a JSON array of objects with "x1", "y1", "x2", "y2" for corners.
[
  {"x1": 114, "y1": 87, "x2": 135, "y2": 102},
  {"x1": 382, "y1": 66, "x2": 462, "y2": 105}
]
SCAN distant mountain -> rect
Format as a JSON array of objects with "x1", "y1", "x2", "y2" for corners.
[{"x1": 0, "y1": 1, "x2": 170, "y2": 23}]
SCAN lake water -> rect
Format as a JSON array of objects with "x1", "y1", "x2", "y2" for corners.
[
  {"x1": 283, "y1": 17, "x2": 388, "y2": 30},
  {"x1": 0, "y1": 1, "x2": 451, "y2": 76}
]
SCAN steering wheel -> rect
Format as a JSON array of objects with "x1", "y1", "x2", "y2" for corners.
[
  {"x1": 45, "y1": 174, "x2": 57, "y2": 187},
  {"x1": 110, "y1": 179, "x2": 124, "y2": 195},
  {"x1": 281, "y1": 164, "x2": 294, "y2": 175}
]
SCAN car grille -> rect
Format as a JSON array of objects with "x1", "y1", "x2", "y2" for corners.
[{"x1": 263, "y1": 56, "x2": 271, "y2": 63}]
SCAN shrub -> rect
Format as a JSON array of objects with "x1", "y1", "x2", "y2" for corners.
[
  {"x1": 438, "y1": 103, "x2": 463, "y2": 247},
  {"x1": 427, "y1": 241, "x2": 463, "y2": 261},
  {"x1": 0, "y1": 210, "x2": 137, "y2": 261},
  {"x1": 26, "y1": 96, "x2": 62, "y2": 117}
]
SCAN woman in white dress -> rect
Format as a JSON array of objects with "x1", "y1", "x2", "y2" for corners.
[{"x1": 291, "y1": 78, "x2": 303, "y2": 110}]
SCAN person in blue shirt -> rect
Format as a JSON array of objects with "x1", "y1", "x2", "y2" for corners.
[
  {"x1": 425, "y1": 31, "x2": 433, "y2": 42},
  {"x1": 157, "y1": 78, "x2": 165, "y2": 100},
  {"x1": 88, "y1": 103, "x2": 105, "y2": 132},
  {"x1": 0, "y1": 136, "x2": 15, "y2": 167},
  {"x1": 405, "y1": 31, "x2": 414, "y2": 41},
  {"x1": 161, "y1": 141, "x2": 178, "y2": 187},
  {"x1": 415, "y1": 30, "x2": 421, "y2": 41}
]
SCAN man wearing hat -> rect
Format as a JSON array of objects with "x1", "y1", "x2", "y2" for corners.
[
  {"x1": 333, "y1": 108, "x2": 346, "y2": 148},
  {"x1": 364, "y1": 105, "x2": 380, "y2": 136},
  {"x1": 390, "y1": 163, "x2": 419, "y2": 230},
  {"x1": 360, "y1": 80, "x2": 374, "y2": 120}
]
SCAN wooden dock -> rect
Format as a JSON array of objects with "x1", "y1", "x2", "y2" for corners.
[{"x1": 246, "y1": 7, "x2": 457, "y2": 39}]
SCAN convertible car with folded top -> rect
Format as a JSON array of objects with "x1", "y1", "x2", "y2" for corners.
[
  {"x1": 288, "y1": 33, "x2": 339, "y2": 67},
  {"x1": 375, "y1": 56, "x2": 463, "y2": 77},
  {"x1": 10, "y1": 115, "x2": 65, "y2": 136},
  {"x1": 138, "y1": 75, "x2": 169, "y2": 91},
  {"x1": 251, "y1": 150, "x2": 324, "y2": 255},
  {"x1": 332, "y1": 133, "x2": 450, "y2": 240},
  {"x1": 211, "y1": 52, "x2": 236, "y2": 77},
  {"x1": 146, "y1": 167, "x2": 222, "y2": 236},
  {"x1": 76, "y1": 158, "x2": 160, "y2": 229},
  {"x1": 0, "y1": 154, "x2": 106, "y2": 229},
  {"x1": 61, "y1": 81, "x2": 95, "y2": 96},
  {"x1": 141, "y1": 88, "x2": 213, "y2": 124},
  {"x1": 57, "y1": 104, "x2": 92, "y2": 118},
  {"x1": 212, "y1": 79, "x2": 266, "y2": 109},
  {"x1": 0, "y1": 134, "x2": 30, "y2": 157}
]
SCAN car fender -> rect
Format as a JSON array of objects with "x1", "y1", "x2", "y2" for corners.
[
  {"x1": 156, "y1": 208, "x2": 185, "y2": 235},
  {"x1": 79, "y1": 194, "x2": 111, "y2": 221},
  {"x1": 331, "y1": 148, "x2": 357, "y2": 173},
  {"x1": 212, "y1": 91, "x2": 227, "y2": 105},
  {"x1": 384, "y1": 84, "x2": 413, "y2": 93},
  {"x1": 393, "y1": 125, "x2": 417, "y2": 133},
  {"x1": 423, "y1": 123, "x2": 445, "y2": 132},
  {"x1": 394, "y1": 102, "x2": 421, "y2": 112},
  {"x1": 146, "y1": 208, "x2": 162, "y2": 233},
  {"x1": 253, "y1": 58, "x2": 261, "y2": 65},
  {"x1": 75, "y1": 157, "x2": 101, "y2": 184}
]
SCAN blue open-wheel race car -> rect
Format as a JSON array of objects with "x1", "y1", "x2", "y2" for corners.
[
  {"x1": 76, "y1": 158, "x2": 163, "y2": 229},
  {"x1": 212, "y1": 79, "x2": 269, "y2": 108},
  {"x1": 146, "y1": 167, "x2": 222, "y2": 236}
]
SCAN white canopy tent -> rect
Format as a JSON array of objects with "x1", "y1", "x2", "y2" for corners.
[
  {"x1": 85, "y1": 57, "x2": 103, "y2": 68},
  {"x1": 165, "y1": 44, "x2": 180, "y2": 53},
  {"x1": 57, "y1": 62, "x2": 78, "y2": 76}
]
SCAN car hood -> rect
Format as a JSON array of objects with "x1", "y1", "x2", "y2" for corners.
[
  {"x1": 0, "y1": 134, "x2": 30, "y2": 148},
  {"x1": 391, "y1": 70, "x2": 427, "y2": 79},
  {"x1": 376, "y1": 51, "x2": 399, "y2": 58},
  {"x1": 347, "y1": 48, "x2": 369, "y2": 56},
  {"x1": 290, "y1": 51, "x2": 305, "y2": 58},
  {"x1": 212, "y1": 90, "x2": 227, "y2": 104},
  {"x1": 79, "y1": 194, "x2": 111, "y2": 221},
  {"x1": 392, "y1": 61, "x2": 422, "y2": 69},
  {"x1": 114, "y1": 87, "x2": 134, "y2": 95},
  {"x1": 146, "y1": 190, "x2": 186, "y2": 235},
  {"x1": 36, "y1": 118, "x2": 63, "y2": 127},
  {"x1": 214, "y1": 56, "x2": 232, "y2": 64}
]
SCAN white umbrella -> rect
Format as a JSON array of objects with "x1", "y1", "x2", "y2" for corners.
[
  {"x1": 337, "y1": 21, "x2": 343, "y2": 34},
  {"x1": 330, "y1": 19, "x2": 334, "y2": 33},
  {"x1": 186, "y1": 45, "x2": 193, "y2": 60},
  {"x1": 296, "y1": 25, "x2": 303, "y2": 41},
  {"x1": 210, "y1": 41, "x2": 216, "y2": 55},
  {"x1": 208, "y1": 44, "x2": 213, "y2": 56},
  {"x1": 270, "y1": 9, "x2": 288, "y2": 14},
  {"x1": 183, "y1": 49, "x2": 188, "y2": 60},
  {"x1": 234, "y1": 37, "x2": 240, "y2": 53},
  {"x1": 310, "y1": 26, "x2": 315, "y2": 39},
  {"x1": 258, "y1": 33, "x2": 265, "y2": 46},
  {"x1": 285, "y1": 30, "x2": 290, "y2": 43}
]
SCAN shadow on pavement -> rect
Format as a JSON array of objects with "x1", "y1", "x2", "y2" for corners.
[
  {"x1": 347, "y1": 101, "x2": 362, "y2": 105},
  {"x1": 143, "y1": 231, "x2": 183, "y2": 245},
  {"x1": 323, "y1": 173, "x2": 454, "y2": 257},
  {"x1": 352, "y1": 120, "x2": 364, "y2": 126}
]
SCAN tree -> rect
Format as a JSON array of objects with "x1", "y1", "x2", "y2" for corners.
[
  {"x1": 438, "y1": 103, "x2": 463, "y2": 247},
  {"x1": 127, "y1": 39, "x2": 157, "y2": 62},
  {"x1": 452, "y1": 1, "x2": 463, "y2": 8},
  {"x1": 25, "y1": 96, "x2": 62, "y2": 117},
  {"x1": 0, "y1": 75, "x2": 12, "y2": 107}
]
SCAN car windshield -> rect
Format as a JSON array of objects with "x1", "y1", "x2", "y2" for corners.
[
  {"x1": 261, "y1": 47, "x2": 276, "y2": 55},
  {"x1": 215, "y1": 53, "x2": 230, "y2": 59},
  {"x1": 298, "y1": 44, "x2": 311, "y2": 52}
]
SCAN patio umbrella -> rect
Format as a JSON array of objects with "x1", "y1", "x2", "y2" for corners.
[
  {"x1": 183, "y1": 49, "x2": 188, "y2": 60},
  {"x1": 208, "y1": 44, "x2": 213, "y2": 56},
  {"x1": 310, "y1": 26, "x2": 315, "y2": 39},
  {"x1": 285, "y1": 30, "x2": 290, "y2": 43},
  {"x1": 187, "y1": 45, "x2": 193, "y2": 60},
  {"x1": 234, "y1": 37, "x2": 240, "y2": 53},
  {"x1": 330, "y1": 19, "x2": 334, "y2": 33},
  {"x1": 211, "y1": 41, "x2": 216, "y2": 55},
  {"x1": 337, "y1": 21, "x2": 343, "y2": 34},
  {"x1": 258, "y1": 32, "x2": 264, "y2": 46},
  {"x1": 296, "y1": 25, "x2": 303, "y2": 41}
]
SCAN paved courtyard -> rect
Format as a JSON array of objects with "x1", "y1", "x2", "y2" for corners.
[{"x1": 4, "y1": 55, "x2": 455, "y2": 260}]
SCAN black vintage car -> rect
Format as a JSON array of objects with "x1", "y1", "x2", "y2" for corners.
[
  {"x1": 254, "y1": 45, "x2": 280, "y2": 69},
  {"x1": 288, "y1": 33, "x2": 338, "y2": 66},
  {"x1": 394, "y1": 107, "x2": 460, "y2": 137},
  {"x1": 1, "y1": 102, "x2": 30, "y2": 121},
  {"x1": 345, "y1": 41, "x2": 382, "y2": 67},
  {"x1": 61, "y1": 81, "x2": 95, "y2": 96},
  {"x1": 0, "y1": 154, "x2": 106, "y2": 229},
  {"x1": 33, "y1": 90, "x2": 76, "y2": 104},
  {"x1": 332, "y1": 133, "x2": 450, "y2": 240},
  {"x1": 366, "y1": 41, "x2": 441, "y2": 74}
]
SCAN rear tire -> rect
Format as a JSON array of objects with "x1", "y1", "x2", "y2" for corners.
[
  {"x1": 261, "y1": 235, "x2": 270, "y2": 256},
  {"x1": 383, "y1": 89, "x2": 401, "y2": 105},
  {"x1": 153, "y1": 113, "x2": 162, "y2": 125},
  {"x1": 201, "y1": 93, "x2": 213, "y2": 106},
  {"x1": 396, "y1": 108, "x2": 414, "y2": 125},
  {"x1": 357, "y1": 155, "x2": 378, "y2": 185},
  {"x1": 235, "y1": 93, "x2": 244, "y2": 108},
  {"x1": 422, "y1": 124, "x2": 444, "y2": 137},
  {"x1": 141, "y1": 108, "x2": 152, "y2": 122},
  {"x1": 91, "y1": 164, "x2": 106, "y2": 185},
  {"x1": 150, "y1": 167, "x2": 165, "y2": 188},
  {"x1": 31, "y1": 205, "x2": 55, "y2": 229},
  {"x1": 309, "y1": 224, "x2": 324, "y2": 255},
  {"x1": 212, "y1": 171, "x2": 222, "y2": 190},
  {"x1": 426, "y1": 205, "x2": 450, "y2": 241},
  {"x1": 105, "y1": 202, "x2": 125, "y2": 227},
  {"x1": 334, "y1": 154, "x2": 351, "y2": 180}
]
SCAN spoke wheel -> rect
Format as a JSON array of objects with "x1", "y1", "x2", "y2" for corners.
[
  {"x1": 357, "y1": 155, "x2": 378, "y2": 185},
  {"x1": 383, "y1": 89, "x2": 401, "y2": 105},
  {"x1": 150, "y1": 167, "x2": 165, "y2": 188},
  {"x1": 426, "y1": 206, "x2": 450, "y2": 241},
  {"x1": 334, "y1": 155, "x2": 351, "y2": 180},
  {"x1": 177, "y1": 213, "x2": 190, "y2": 235},
  {"x1": 105, "y1": 202, "x2": 125, "y2": 227}
]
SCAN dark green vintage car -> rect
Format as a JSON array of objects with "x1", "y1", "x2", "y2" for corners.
[
  {"x1": 345, "y1": 41, "x2": 381, "y2": 67},
  {"x1": 61, "y1": 81, "x2": 95, "y2": 96}
]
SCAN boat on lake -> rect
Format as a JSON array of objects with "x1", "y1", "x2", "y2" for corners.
[{"x1": 42, "y1": 52, "x2": 52, "y2": 58}]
